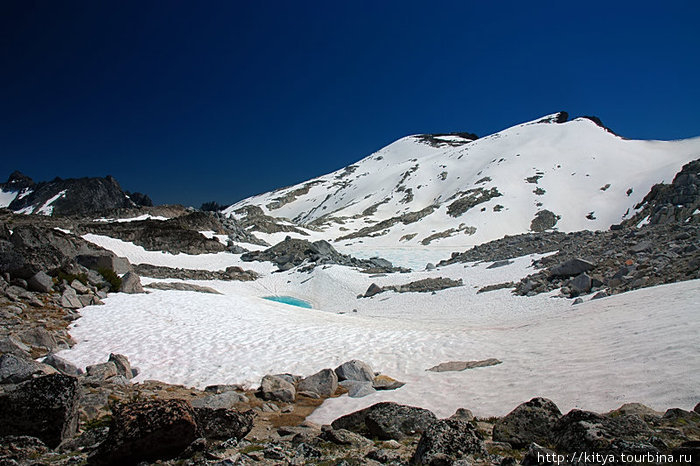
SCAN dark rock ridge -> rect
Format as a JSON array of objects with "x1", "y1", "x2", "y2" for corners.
[
  {"x1": 79, "y1": 212, "x2": 226, "y2": 255},
  {"x1": 1, "y1": 171, "x2": 151, "y2": 216},
  {"x1": 242, "y1": 236, "x2": 408, "y2": 273},
  {"x1": 134, "y1": 263, "x2": 258, "y2": 281}
]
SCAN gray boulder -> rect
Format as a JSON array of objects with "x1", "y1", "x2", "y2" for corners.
[
  {"x1": 260, "y1": 374, "x2": 296, "y2": 402},
  {"x1": 0, "y1": 374, "x2": 80, "y2": 448},
  {"x1": 321, "y1": 428, "x2": 373, "y2": 447},
  {"x1": 27, "y1": 271, "x2": 53, "y2": 293},
  {"x1": 191, "y1": 391, "x2": 248, "y2": 409},
  {"x1": 76, "y1": 254, "x2": 131, "y2": 275},
  {"x1": 0, "y1": 334, "x2": 31, "y2": 358},
  {"x1": 86, "y1": 362, "x2": 118, "y2": 380},
  {"x1": 297, "y1": 368, "x2": 338, "y2": 398},
  {"x1": 108, "y1": 353, "x2": 133, "y2": 379},
  {"x1": 43, "y1": 354, "x2": 83, "y2": 376},
  {"x1": 492, "y1": 397, "x2": 562, "y2": 448},
  {"x1": 91, "y1": 399, "x2": 198, "y2": 464},
  {"x1": 372, "y1": 374, "x2": 405, "y2": 391},
  {"x1": 70, "y1": 279, "x2": 90, "y2": 294},
  {"x1": 60, "y1": 287, "x2": 83, "y2": 309},
  {"x1": 569, "y1": 273, "x2": 592, "y2": 294},
  {"x1": 411, "y1": 418, "x2": 485, "y2": 465},
  {"x1": 549, "y1": 258, "x2": 594, "y2": 277},
  {"x1": 119, "y1": 272, "x2": 144, "y2": 294},
  {"x1": 335, "y1": 359, "x2": 374, "y2": 382},
  {"x1": 0, "y1": 353, "x2": 57, "y2": 384},
  {"x1": 194, "y1": 407, "x2": 254, "y2": 440},
  {"x1": 18, "y1": 327, "x2": 58, "y2": 353},
  {"x1": 331, "y1": 401, "x2": 437, "y2": 440},
  {"x1": 340, "y1": 380, "x2": 376, "y2": 398}
]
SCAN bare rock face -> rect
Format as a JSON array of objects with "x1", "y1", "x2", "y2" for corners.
[
  {"x1": 91, "y1": 399, "x2": 198, "y2": 465},
  {"x1": 492, "y1": 397, "x2": 562, "y2": 448},
  {"x1": 0, "y1": 374, "x2": 80, "y2": 448}
]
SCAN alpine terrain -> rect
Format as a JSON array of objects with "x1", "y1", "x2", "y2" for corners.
[{"x1": 0, "y1": 112, "x2": 698, "y2": 465}]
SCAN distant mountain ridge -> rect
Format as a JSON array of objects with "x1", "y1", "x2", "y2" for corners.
[
  {"x1": 0, "y1": 171, "x2": 152, "y2": 216},
  {"x1": 225, "y1": 112, "x2": 700, "y2": 249}
]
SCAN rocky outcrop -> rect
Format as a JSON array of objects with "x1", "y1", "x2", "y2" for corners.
[
  {"x1": 242, "y1": 236, "x2": 407, "y2": 272},
  {"x1": 3, "y1": 172, "x2": 147, "y2": 216},
  {"x1": 134, "y1": 263, "x2": 258, "y2": 281},
  {"x1": 426, "y1": 358, "x2": 502, "y2": 372}
]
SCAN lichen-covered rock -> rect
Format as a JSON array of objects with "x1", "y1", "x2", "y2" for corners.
[
  {"x1": 331, "y1": 402, "x2": 437, "y2": 440},
  {"x1": 551, "y1": 409, "x2": 651, "y2": 453},
  {"x1": 0, "y1": 374, "x2": 80, "y2": 448},
  {"x1": 194, "y1": 407, "x2": 254, "y2": 440},
  {"x1": 0, "y1": 353, "x2": 56, "y2": 384},
  {"x1": 492, "y1": 397, "x2": 561, "y2": 448},
  {"x1": 411, "y1": 418, "x2": 485, "y2": 465},
  {"x1": 91, "y1": 399, "x2": 198, "y2": 465}
]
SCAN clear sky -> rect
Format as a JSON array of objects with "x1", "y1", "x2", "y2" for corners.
[{"x1": 2, "y1": 1, "x2": 699, "y2": 207}]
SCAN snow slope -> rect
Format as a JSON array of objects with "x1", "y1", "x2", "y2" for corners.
[{"x1": 225, "y1": 113, "x2": 700, "y2": 250}]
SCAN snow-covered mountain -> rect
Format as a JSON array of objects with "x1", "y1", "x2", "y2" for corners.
[
  {"x1": 225, "y1": 112, "x2": 700, "y2": 249},
  {"x1": 0, "y1": 171, "x2": 152, "y2": 216}
]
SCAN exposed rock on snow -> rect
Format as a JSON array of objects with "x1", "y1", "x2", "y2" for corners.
[
  {"x1": 426, "y1": 358, "x2": 502, "y2": 372},
  {"x1": 492, "y1": 397, "x2": 562, "y2": 448}
]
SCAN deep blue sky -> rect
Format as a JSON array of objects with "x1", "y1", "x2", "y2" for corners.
[{"x1": 2, "y1": 1, "x2": 699, "y2": 207}]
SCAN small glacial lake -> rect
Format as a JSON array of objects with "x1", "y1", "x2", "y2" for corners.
[{"x1": 263, "y1": 296, "x2": 313, "y2": 309}]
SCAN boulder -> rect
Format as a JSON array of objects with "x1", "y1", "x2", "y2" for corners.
[
  {"x1": 191, "y1": 391, "x2": 248, "y2": 409},
  {"x1": 70, "y1": 279, "x2": 90, "y2": 294},
  {"x1": 449, "y1": 408, "x2": 474, "y2": 422},
  {"x1": 335, "y1": 359, "x2": 374, "y2": 382},
  {"x1": 259, "y1": 374, "x2": 296, "y2": 402},
  {"x1": 0, "y1": 353, "x2": 56, "y2": 384},
  {"x1": 372, "y1": 374, "x2": 405, "y2": 390},
  {"x1": 0, "y1": 374, "x2": 80, "y2": 448},
  {"x1": 321, "y1": 428, "x2": 373, "y2": 447},
  {"x1": 119, "y1": 272, "x2": 144, "y2": 294},
  {"x1": 18, "y1": 327, "x2": 58, "y2": 353},
  {"x1": 60, "y1": 287, "x2": 83, "y2": 309},
  {"x1": 331, "y1": 402, "x2": 437, "y2": 440},
  {"x1": 410, "y1": 418, "x2": 485, "y2": 465},
  {"x1": 339, "y1": 380, "x2": 376, "y2": 398},
  {"x1": 43, "y1": 354, "x2": 83, "y2": 376},
  {"x1": 551, "y1": 409, "x2": 651, "y2": 452},
  {"x1": 108, "y1": 353, "x2": 133, "y2": 379},
  {"x1": 364, "y1": 283, "x2": 383, "y2": 298},
  {"x1": 27, "y1": 271, "x2": 53, "y2": 293},
  {"x1": 297, "y1": 368, "x2": 338, "y2": 398},
  {"x1": 549, "y1": 258, "x2": 594, "y2": 277},
  {"x1": 0, "y1": 435, "x2": 50, "y2": 463},
  {"x1": 91, "y1": 399, "x2": 198, "y2": 465},
  {"x1": 76, "y1": 254, "x2": 131, "y2": 275},
  {"x1": 0, "y1": 334, "x2": 31, "y2": 358},
  {"x1": 86, "y1": 362, "x2": 118, "y2": 380},
  {"x1": 194, "y1": 407, "x2": 254, "y2": 440},
  {"x1": 606, "y1": 403, "x2": 662, "y2": 421},
  {"x1": 492, "y1": 397, "x2": 562, "y2": 448},
  {"x1": 569, "y1": 273, "x2": 592, "y2": 294}
]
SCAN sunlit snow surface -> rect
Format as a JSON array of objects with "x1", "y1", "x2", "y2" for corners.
[{"x1": 60, "y1": 237, "x2": 700, "y2": 421}]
